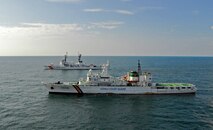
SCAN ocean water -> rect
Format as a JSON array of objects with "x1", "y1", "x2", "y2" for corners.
[{"x1": 0, "y1": 56, "x2": 213, "y2": 130}]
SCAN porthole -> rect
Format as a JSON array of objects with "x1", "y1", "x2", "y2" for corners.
[{"x1": 51, "y1": 87, "x2": 54, "y2": 90}]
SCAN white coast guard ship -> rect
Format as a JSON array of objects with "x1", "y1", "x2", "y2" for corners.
[
  {"x1": 43, "y1": 61, "x2": 197, "y2": 95},
  {"x1": 44, "y1": 52, "x2": 103, "y2": 70}
]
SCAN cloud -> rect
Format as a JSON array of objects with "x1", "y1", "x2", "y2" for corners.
[
  {"x1": 210, "y1": 26, "x2": 213, "y2": 30},
  {"x1": 22, "y1": 23, "x2": 83, "y2": 31},
  {"x1": 83, "y1": 8, "x2": 104, "y2": 12},
  {"x1": 0, "y1": 23, "x2": 83, "y2": 38},
  {"x1": 0, "y1": 22, "x2": 125, "y2": 56},
  {"x1": 83, "y1": 8, "x2": 134, "y2": 15},
  {"x1": 89, "y1": 21, "x2": 124, "y2": 30},
  {"x1": 46, "y1": 0, "x2": 82, "y2": 3},
  {"x1": 115, "y1": 10, "x2": 134, "y2": 15},
  {"x1": 0, "y1": 21, "x2": 124, "y2": 39}
]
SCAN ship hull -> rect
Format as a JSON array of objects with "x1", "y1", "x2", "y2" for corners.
[
  {"x1": 44, "y1": 66, "x2": 102, "y2": 70},
  {"x1": 44, "y1": 83, "x2": 197, "y2": 95}
]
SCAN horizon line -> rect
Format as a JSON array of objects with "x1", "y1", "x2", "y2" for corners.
[{"x1": 0, "y1": 55, "x2": 212, "y2": 57}]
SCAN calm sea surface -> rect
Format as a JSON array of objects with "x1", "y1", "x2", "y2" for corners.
[{"x1": 0, "y1": 56, "x2": 213, "y2": 130}]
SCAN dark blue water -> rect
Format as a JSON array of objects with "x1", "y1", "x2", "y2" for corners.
[{"x1": 0, "y1": 56, "x2": 213, "y2": 129}]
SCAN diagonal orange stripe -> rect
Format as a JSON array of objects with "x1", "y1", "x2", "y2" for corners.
[
  {"x1": 73, "y1": 85, "x2": 80, "y2": 93},
  {"x1": 76, "y1": 85, "x2": 83, "y2": 94}
]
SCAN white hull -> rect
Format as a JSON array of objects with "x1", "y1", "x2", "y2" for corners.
[
  {"x1": 44, "y1": 83, "x2": 197, "y2": 95},
  {"x1": 44, "y1": 65, "x2": 102, "y2": 70}
]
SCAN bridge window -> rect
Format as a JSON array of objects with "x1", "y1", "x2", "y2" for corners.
[{"x1": 157, "y1": 87, "x2": 164, "y2": 89}]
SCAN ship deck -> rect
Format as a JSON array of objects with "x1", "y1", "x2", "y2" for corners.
[{"x1": 157, "y1": 83, "x2": 194, "y2": 87}]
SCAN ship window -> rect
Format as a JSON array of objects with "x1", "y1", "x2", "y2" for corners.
[
  {"x1": 187, "y1": 87, "x2": 191, "y2": 89},
  {"x1": 157, "y1": 87, "x2": 164, "y2": 89},
  {"x1": 170, "y1": 87, "x2": 174, "y2": 89},
  {"x1": 182, "y1": 87, "x2": 186, "y2": 89},
  {"x1": 51, "y1": 87, "x2": 54, "y2": 90},
  {"x1": 176, "y1": 87, "x2": 180, "y2": 90}
]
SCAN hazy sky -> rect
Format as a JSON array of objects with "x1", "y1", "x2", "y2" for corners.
[{"x1": 0, "y1": 0, "x2": 213, "y2": 56}]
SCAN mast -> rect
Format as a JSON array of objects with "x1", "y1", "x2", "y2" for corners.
[
  {"x1": 78, "y1": 53, "x2": 82, "y2": 63},
  {"x1": 138, "y1": 60, "x2": 142, "y2": 75},
  {"x1": 64, "y1": 52, "x2": 68, "y2": 62}
]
